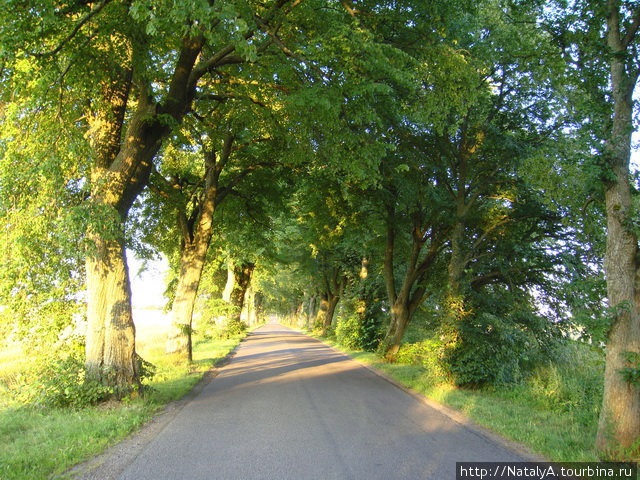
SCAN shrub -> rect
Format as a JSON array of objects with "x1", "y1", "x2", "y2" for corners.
[
  {"x1": 441, "y1": 312, "x2": 544, "y2": 387},
  {"x1": 9, "y1": 349, "x2": 114, "y2": 409},
  {"x1": 525, "y1": 342, "x2": 604, "y2": 424},
  {"x1": 5, "y1": 343, "x2": 159, "y2": 408},
  {"x1": 335, "y1": 314, "x2": 361, "y2": 350},
  {"x1": 33, "y1": 354, "x2": 114, "y2": 408},
  {"x1": 335, "y1": 299, "x2": 385, "y2": 352},
  {"x1": 224, "y1": 319, "x2": 247, "y2": 338},
  {"x1": 395, "y1": 338, "x2": 450, "y2": 384}
]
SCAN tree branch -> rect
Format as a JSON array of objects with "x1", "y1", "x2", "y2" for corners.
[{"x1": 34, "y1": 0, "x2": 111, "y2": 57}]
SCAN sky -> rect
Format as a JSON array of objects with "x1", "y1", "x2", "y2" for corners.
[{"x1": 127, "y1": 252, "x2": 170, "y2": 310}]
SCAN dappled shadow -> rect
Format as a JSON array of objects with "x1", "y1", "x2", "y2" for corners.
[{"x1": 193, "y1": 325, "x2": 360, "y2": 397}]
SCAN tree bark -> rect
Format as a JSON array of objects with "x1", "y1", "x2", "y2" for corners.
[
  {"x1": 85, "y1": 233, "x2": 139, "y2": 392},
  {"x1": 166, "y1": 136, "x2": 233, "y2": 361},
  {"x1": 380, "y1": 212, "x2": 434, "y2": 357},
  {"x1": 321, "y1": 292, "x2": 340, "y2": 335},
  {"x1": 596, "y1": 1, "x2": 640, "y2": 457},
  {"x1": 384, "y1": 300, "x2": 411, "y2": 358},
  {"x1": 165, "y1": 241, "x2": 210, "y2": 361},
  {"x1": 229, "y1": 262, "x2": 255, "y2": 324}
]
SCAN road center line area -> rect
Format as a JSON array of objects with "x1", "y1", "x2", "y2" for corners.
[{"x1": 81, "y1": 323, "x2": 533, "y2": 480}]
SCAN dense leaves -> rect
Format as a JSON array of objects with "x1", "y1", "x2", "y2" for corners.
[{"x1": 0, "y1": 0, "x2": 637, "y2": 460}]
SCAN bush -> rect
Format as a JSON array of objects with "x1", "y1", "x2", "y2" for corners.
[
  {"x1": 441, "y1": 312, "x2": 546, "y2": 387},
  {"x1": 224, "y1": 319, "x2": 247, "y2": 338},
  {"x1": 335, "y1": 299, "x2": 385, "y2": 352},
  {"x1": 394, "y1": 339, "x2": 450, "y2": 384},
  {"x1": 9, "y1": 349, "x2": 114, "y2": 409},
  {"x1": 335, "y1": 314, "x2": 361, "y2": 350}
]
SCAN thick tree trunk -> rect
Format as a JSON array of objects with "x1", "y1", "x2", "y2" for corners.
[
  {"x1": 316, "y1": 293, "x2": 329, "y2": 331},
  {"x1": 165, "y1": 241, "x2": 209, "y2": 361},
  {"x1": 596, "y1": 3, "x2": 640, "y2": 459},
  {"x1": 85, "y1": 234, "x2": 139, "y2": 393},
  {"x1": 383, "y1": 299, "x2": 411, "y2": 359},
  {"x1": 242, "y1": 284, "x2": 257, "y2": 326},
  {"x1": 83, "y1": 35, "x2": 204, "y2": 391},
  {"x1": 165, "y1": 136, "x2": 233, "y2": 361},
  {"x1": 321, "y1": 293, "x2": 340, "y2": 335},
  {"x1": 229, "y1": 262, "x2": 255, "y2": 324},
  {"x1": 598, "y1": 161, "x2": 640, "y2": 459},
  {"x1": 380, "y1": 215, "x2": 429, "y2": 357},
  {"x1": 446, "y1": 220, "x2": 469, "y2": 324}
]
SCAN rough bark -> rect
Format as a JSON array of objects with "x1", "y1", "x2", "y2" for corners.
[
  {"x1": 380, "y1": 212, "x2": 435, "y2": 357},
  {"x1": 384, "y1": 300, "x2": 411, "y2": 358},
  {"x1": 596, "y1": 1, "x2": 640, "y2": 457},
  {"x1": 321, "y1": 293, "x2": 340, "y2": 335},
  {"x1": 317, "y1": 267, "x2": 346, "y2": 336},
  {"x1": 85, "y1": 233, "x2": 139, "y2": 391}
]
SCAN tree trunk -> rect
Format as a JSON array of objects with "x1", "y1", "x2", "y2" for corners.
[
  {"x1": 446, "y1": 219, "x2": 469, "y2": 323},
  {"x1": 598, "y1": 147, "x2": 640, "y2": 459},
  {"x1": 85, "y1": 233, "x2": 139, "y2": 393},
  {"x1": 84, "y1": 105, "x2": 167, "y2": 390},
  {"x1": 165, "y1": 135, "x2": 233, "y2": 361},
  {"x1": 84, "y1": 35, "x2": 204, "y2": 391},
  {"x1": 322, "y1": 293, "x2": 340, "y2": 335},
  {"x1": 382, "y1": 299, "x2": 411, "y2": 359},
  {"x1": 380, "y1": 213, "x2": 430, "y2": 357},
  {"x1": 596, "y1": 2, "x2": 640, "y2": 459},
  {"x1": 229, "y1": 262, "x2": 255, "y2": 324},
  {"x1": 165, "y1": 241, "x2": 209, "y2": 361},
  {"x1": 316, "y1": 293, "x2": 330, "y2": 330},
  {"x1": 242, "y1": 284, "x2": 257, "y2": 326}
]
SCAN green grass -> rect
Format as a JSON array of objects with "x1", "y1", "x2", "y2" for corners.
[
  {"x1": 0, "y1": 329, "x2": 243, "y2": 480},
  {"x1": 324, "y1": 338, "x2": 606, "y2": 462}
]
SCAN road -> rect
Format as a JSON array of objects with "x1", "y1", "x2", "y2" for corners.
[{"x1": 81, "y1": 323, "x2": 535, "y2": 480}]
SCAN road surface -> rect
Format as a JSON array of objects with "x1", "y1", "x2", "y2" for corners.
[{"x1": 79, "y1": 323, "x2": 535, "y2": 480}]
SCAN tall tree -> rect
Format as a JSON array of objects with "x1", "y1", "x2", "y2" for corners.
[
  {"x1": 0, "y1": 0, "x2": 309, "y2": 392},
  {"x1": 544, "y1": 0, "x2": 640, "y2": 458},
  {"x1": 598, "y1": 0, "x2": 640, "y2": 458}
]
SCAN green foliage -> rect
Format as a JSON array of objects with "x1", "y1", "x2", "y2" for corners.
[
  {"x1": 8, "y1": 348, "x2": 113, "y2": 409},
  {"x1": 441, "y1": 311, "x2": 557, "y2": 387},
  {"x1": 335, "y1": 305, "x2": 385, "y2": 352},
  {"x1": 619, "y1": 351, "x2": 640, "y2": 386},
  {"x1": 0, "y1": 329, "x2": 243, "y2": 480},
  {"x1": 335, "y1": 314, "x2": 361, "y2": 350},
  {"x1": 4, "y1": 342, "x2": 158, "y2": 409},
  {"x1": 521, "y1": 342, "x2": 604, "y2": 425},
  {"x1": 394, "y1": 339, "x2": 451, "y2": 385},
  {"x1": 224, "y1": 319, "x2": 247, "y2": 338}
]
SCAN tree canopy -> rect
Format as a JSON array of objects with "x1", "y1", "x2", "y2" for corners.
[{"x1": 0, "y1": 0, "x2": 638, "y2": 460}]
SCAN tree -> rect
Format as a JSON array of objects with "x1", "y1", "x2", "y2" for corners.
[
  {"x1": 155, "y1": 131, "x2": 236, "y2": 361},
  {"x1": 0, "y1": 0, "x2": 314, "y2": 392},
  {"x1": 543, "y1": 0, "x2": 640, "y2": 459}
]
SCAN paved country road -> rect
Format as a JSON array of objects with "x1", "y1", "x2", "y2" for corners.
[{"x1": 75, "y1": 323, "x2": 538, "y2": 480}]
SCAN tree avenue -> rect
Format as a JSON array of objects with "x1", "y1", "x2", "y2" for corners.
[{"x1": 0, "y1": 0, "x2": 639, "y2": 462}]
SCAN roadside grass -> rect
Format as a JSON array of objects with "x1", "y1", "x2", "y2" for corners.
[
  {"x1": 0, "y1": 325, "x2": 243, "y2": 480},
  {"x1": 323, "y1": 338, "x2": 605, "y2": 462}
]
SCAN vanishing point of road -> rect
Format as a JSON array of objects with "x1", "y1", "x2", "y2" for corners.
[{"x1": 78, "y1": 323, "x2": 537, "y2": 480}]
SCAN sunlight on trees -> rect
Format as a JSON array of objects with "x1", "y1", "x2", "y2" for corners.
[{"x1": 0, "y1": 0, "x2": 638, "y2": 461}]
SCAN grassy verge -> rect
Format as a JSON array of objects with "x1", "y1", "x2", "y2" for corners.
[
  {"x1": 0, "y1": 332, "x2": 243, "y2": 480},
  {"x1": 321, "y1": 337, "x2": 604, "y2": 462}
]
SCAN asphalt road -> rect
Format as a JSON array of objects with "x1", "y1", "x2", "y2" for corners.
[{"x1": 80, "y1": 323, "x2": 535, "y2": 480}]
